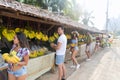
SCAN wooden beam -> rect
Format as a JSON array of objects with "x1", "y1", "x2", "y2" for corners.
[
  {"x1": 46, "y1": 25, "x2": 55, "y2": 32},
  {"x1": 0, "y1": 11, "x2": 60, "y2": 26}
]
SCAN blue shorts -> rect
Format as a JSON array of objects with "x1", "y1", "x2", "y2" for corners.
[
  {"x1": 8, "y1": 66, "x2": 27, "y2": 77},
  {"x1": 74, "y1": 46, "x2": 79, "y2": 51},
  {"x1": 56, "y1": 55, "x2": 65, "y2": 65}
]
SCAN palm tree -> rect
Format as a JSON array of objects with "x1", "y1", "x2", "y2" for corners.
[
  {"x1": 63, "y1": 0, "x2": 82, "y2": 21},
  {"x1": 80, "y1": 11, "x2": 95, "y2": 26}
]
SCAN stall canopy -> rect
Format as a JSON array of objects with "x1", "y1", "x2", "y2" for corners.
[{"x1": 0, "y1": 0, "x2": 102, "y2": 33}]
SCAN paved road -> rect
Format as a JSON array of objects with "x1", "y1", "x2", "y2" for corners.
[{"x1": 67, "y1": 39, "x2": 120, "y2": 80}]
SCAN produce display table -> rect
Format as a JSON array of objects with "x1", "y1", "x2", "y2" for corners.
[{"x1": 27, "y1": 52, "x2": 55, "y2": 80}]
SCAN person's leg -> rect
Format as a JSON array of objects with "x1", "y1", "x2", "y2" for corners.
[
  {"x1": 85, "y1": 47, "x2": 90, "y2": 59},
  {"x1": 94, "y1": 44, "x2": 97, "y2": 53},
  {"x1": 8, "y1": 73, "x2": 16, "y2": 80},
  {"x1": 71, "y1": 50, "x2": 78, "y2": 65},
  {"x1": 85, "y1": 51, "x2": 90, "y2": 58},
  {"x1": 88, "y1": 51, "x2": 91, "y2": 58},
  {"x1": 95, "y1": 44, "x2": 99, "y2": 52},
  {"x1": 71, "y1": 50, "x2": 75, "y2": 66},
  {"x1": 62, "y1": 63, "x2": 66, "y2": 79},
  {"x1": 85, "y1": 45, "x2": 91, "y2": 59},
  {"x1": 17, "y1": 74, "x2": 27, "y2": 80},
  {"x1": 56, "y1": 55, "x2": 65, "y2": 80},
  {"x1": 58, "y1": 64, "x2": 63, "y2": 80}
]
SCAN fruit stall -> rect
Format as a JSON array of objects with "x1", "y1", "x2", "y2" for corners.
[{"x1": 0, "y1": 0, "x2": 103, "y2": 80}]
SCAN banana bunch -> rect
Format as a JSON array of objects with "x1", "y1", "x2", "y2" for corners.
[
  {"x1": 54, "y1": 33, "x2": 59, "y2": 39},
  {"x1": 10, "y1": 50, "x2": 17, "y2": 55},
  {"x1": 49, "y1": 36, "x2": 55, "y2": 43},
  {"x1": 70, "y1": 43, "x2": 76, "y2": 47},
  {"x1": 35, "y1": 32, "x2": 43, "y2": 40},
  {"x1": 37, "y1": 47, "x2": 48, "y2": 56},
  {"x1": 83, "y1": 34, "x2": 86, "y2": 38},
  {"x1": 78, "y1": 42, "x2": 84, "y2": 45},
  {"x1": 23, "y1": 29, "x2": 29, "y2": 37},
  {"x1": 42, "y1": 35, "x2": 48, "y2": 41},
  {"x1": 28, "y1": 31, "x2": 35, "y2": 39},
  {"x1": 2, "y1": 29, "x2": 15, "y2": 41},
  {"x1": 2, "y1": 28, "x2": 7, "y2": 37},
  {"x1": 29, "y1": 50, "x2": 37, "y2": 58},
  {"x1": 78, "y1": 34, "x2": 83, "y2": 39},
  {"x1": 66, "y1": 34, "x2": 71, "y2": 39},
  {"x1": 2, "y1": 53, "x2": 20, "y2": 64},
  {"x1": 15, "y1": 28, "x2": 21, "y2": 32},
  {"x1": 37, "y1": 50, "x2": 44, "y2": 56}
]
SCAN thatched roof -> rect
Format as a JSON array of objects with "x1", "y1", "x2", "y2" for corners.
[{"x1": 0, "y1": 0, "x2": 102, "y2": 33}]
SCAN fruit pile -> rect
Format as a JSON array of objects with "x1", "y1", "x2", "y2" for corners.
[
  {"x1": 66, "y1": 34, "x2": 71, "y2": 39},
  {"x1": 1, "y1": 27, "x2": 60, "y2": 43},
  {"x1": 78, "y1": 34, "x2": 87, "y2": 45},
  {"x1": 0, "y1": 26, "x2": 91, "y2": 58},
  {"x1": 2, "y1": 29, "x2": 15, "y2": 41},
  {"x1": 29, "y1": 47, "x2": 48, "y2": 58},
  {"x1": 0, "y1": 27, "x2": 60, "y2": 58},
  {"x1": 2, "y1": 51, "x2": 20, "y2": 64}
]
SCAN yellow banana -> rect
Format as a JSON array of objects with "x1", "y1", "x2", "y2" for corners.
[
  {"x1": 10, "y1": 57, "x2": 18, "y2": 64},
  {"x1": 2, "y1": 53, "x2": 9, "y2": 60},
  {"x1": 15, "y1": 28, "x2": 21, "y2": 32},
  {"x1": 13, "y1": 55, "x2": 20, "y2": 62}
]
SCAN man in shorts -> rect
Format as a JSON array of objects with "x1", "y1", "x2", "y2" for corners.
[{"x1": 51, "y1": 26, "x2": 67, "y2": 80}]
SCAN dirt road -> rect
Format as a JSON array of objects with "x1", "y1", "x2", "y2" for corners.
[{"x1": 67, "y1": 39, "x2": 120, "y2": 80}]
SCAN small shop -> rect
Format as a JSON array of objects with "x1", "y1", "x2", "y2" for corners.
[{"x1": 0, "y1": 0, "x2": 103, "y2": 80}]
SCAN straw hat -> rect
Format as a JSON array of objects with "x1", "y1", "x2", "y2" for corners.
[{"x1": 71, "y1": 31, "x2": 79, "y2": 37}]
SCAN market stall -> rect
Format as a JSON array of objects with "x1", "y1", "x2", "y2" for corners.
[{"x1": 0, "y1": 0, "x2": 103, "y2": 80}]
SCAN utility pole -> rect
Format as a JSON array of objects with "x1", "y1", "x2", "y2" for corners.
[{"x1": 106, "y1": 0, "x2": 109, "y2": 33}]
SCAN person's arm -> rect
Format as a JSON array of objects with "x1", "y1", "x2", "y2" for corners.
[
  {"x1": 17, "y1": 54, "x2": 29, "y2": 66},
  {"x1": 52, "y1": 42, "x2": 62, "y2": 50}
]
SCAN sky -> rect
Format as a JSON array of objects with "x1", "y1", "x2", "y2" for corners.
[{"x1": 77, "y1": 0, "x2": 120, "y2": 30}]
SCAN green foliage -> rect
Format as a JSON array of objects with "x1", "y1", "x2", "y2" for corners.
[
  {"x1": 16, "y1": 0, "x2": 67, "y2": 12},
  {"x1": 63, "y1": 0, "x2": 82, "y2": 21},
  {"x1": 15, "y1": 0, "x2": 83, "y2": 21},
  {"x1": 79, "y1": 11, "x2": 95, "y2": 26}
]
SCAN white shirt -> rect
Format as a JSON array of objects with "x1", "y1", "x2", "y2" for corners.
[{"x1": 56, "y1": 34, "x2": 67, "y2": 55}]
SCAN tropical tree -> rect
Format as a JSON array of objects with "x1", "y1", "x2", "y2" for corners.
[
  {"x1": 79, "y1": 11, "x2": 95, "y2": 26},
  {"x1": 15, "y1": 0, "x2": 83, "y2": 21},
  {"x1": 16, "y1": 0, "x2": 67, "y2": 12},
  {"x1": 63, "y1": 0, "x2": 83, "y2": 21}
]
